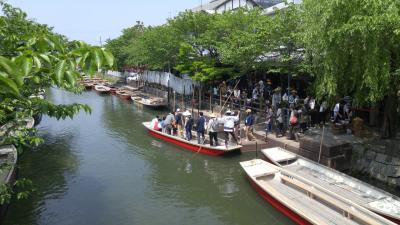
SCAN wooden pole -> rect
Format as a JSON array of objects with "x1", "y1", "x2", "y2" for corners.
[
  {"x1": 173, "y1": 91, "x2": 176, "y2": 112},
  {"x1": 219, "y1": 80, "x2": 241, "y2": 115},
  {"x1": 210, "y1": 86, "x2": 212, "y2": 112},
  {"x1": 219, "y1": 89, "x2": 222, "y2": 109},
  {"x1": 183, "y1": 86, "x2": 186, "y2": 109},
  {"x1": 191, "y1": 84, "x2": 195, "y2": 115},
  {"x1": 198, "y1": 83, "x2": 201, "y2": 115},
  {"x1": 318, "y1": 125, "x2": 325, "y2": 164}
]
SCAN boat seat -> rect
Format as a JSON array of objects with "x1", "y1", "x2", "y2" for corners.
[{"x1": 280, "y1": 175, "x2": 384, "y2": 225}]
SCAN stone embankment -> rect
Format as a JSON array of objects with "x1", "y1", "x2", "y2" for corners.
[{"x1": 352, "y1": 139, "x2": 400, "y2": 187}]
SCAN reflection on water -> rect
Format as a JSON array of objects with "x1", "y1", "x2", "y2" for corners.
[{"x1": 4, "y1": 88, "x2": 293, "y2": 225}]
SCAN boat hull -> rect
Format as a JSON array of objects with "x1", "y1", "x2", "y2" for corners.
[
  {"x1": 96, "y1": 90, "x2": 110, "y2": 95},
  {"x1": 119, "y1": 94, "x2": 131, "y2": 100},
  {"x1": 247, "y1": 177, "x2": 312, "y2": 225},
  {"x1": 147, "y1": 129, "x2": 231, "y2": 156}
]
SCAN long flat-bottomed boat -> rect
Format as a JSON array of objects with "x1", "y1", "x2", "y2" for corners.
[
  {"x1": 240, "y1": 159, "x2": 395, "y2": 225},
  {"x1": 262, "y1": 147, "x2": 400, "y2": 224},
  {"x1": 131, "y1": 95, "x2": 168, "y2": 109},
  {"x1": 0, "y1": 145, "x2": 18, "y2": 217},
  {"x1": 142, "y1": 122, "x2": 241, "y2": 156},
  {"x1": 115, "y1": 89, "x2": 134, "y2": 101},
  {"x1": 94, "y1": 85, "x2": 111, "y2": 95}
]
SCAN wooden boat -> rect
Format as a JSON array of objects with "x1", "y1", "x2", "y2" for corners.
[
  {"x1": 240, "y1": 159, "x2": 395, "y2": 225},
  {"x1": 94, "y1": 85, "x2": 111, "y2": 94},
  {"x1": 131, "y1": 95, "x2": 168, "y2": 109},
  {"x1": 0, "y1": 145, "x2": 18, "y2": 217},
  {"x1": 0, "y1": 145, "x2": 18, "y2": 185},
  {"x1": 115, "y1": 89, "x2": 133, "y2": 100},
  {"x1": 82, "y1": 81, "x2": 95, "y2": 90},
  {"x1": 142, "y1": 122, "x2": 241, "y2": 156},
  {"x1": 262, "y1": 147, "x2": 400, "y2": 224},
  {"x1": 109, "y1": 86, "x2": 118, "y2": 95}
]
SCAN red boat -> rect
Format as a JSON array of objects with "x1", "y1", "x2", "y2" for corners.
[
  {"x1": 143, "y1": 122, "x2": 241, "y2": 156},
  {"x1": 239, "y1": 159, "x2": 395, "y2": 225},
  {"x1": 109, "y1": 86, "x2": 118, "y2": 95}
]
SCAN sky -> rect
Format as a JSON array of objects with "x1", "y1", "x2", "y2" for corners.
[{"x1": 6, "y1": 0, "x2": 202, "y2": 45}]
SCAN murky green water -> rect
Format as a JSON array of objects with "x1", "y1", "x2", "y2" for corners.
[{"x1": 4, "y1": 88, "x2": 293, "y2": 225}]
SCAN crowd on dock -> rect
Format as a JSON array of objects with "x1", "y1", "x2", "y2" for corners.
[{"x1": 211, "y1": 79, "x2": 354, "y2": 140}]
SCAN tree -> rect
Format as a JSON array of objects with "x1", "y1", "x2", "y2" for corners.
[
  {"x1": 301, "y1": 0, "x2": 400, "y2": 138},
  {"x1": 0, "y1": 2, "x2": 114, "y2": 203},
  {"x1": 105, "y1": 21, "x2": 145, "y2": 70}
]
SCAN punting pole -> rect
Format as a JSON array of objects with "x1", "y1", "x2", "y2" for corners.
[
  {"x1": 318, "y1": 125, "x2": 325, "y2": 164},
  {"x1": 218, "y1": 80, "x2": 241, "y2": 116}
]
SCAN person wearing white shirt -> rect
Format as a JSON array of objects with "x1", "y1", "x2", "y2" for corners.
[{"x1": 217, "y1": 110, "x2": 239, "y2": 148}]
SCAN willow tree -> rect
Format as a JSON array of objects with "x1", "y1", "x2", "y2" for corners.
[{"x1": 301, "y1": 0, "x2": 400, "y2": 138}]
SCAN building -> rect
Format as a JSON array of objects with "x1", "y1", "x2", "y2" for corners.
[{"x1": 191, "y1": 0, "x2": 302, "y2": 15}]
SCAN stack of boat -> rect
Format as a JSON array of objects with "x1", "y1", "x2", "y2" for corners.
[
  {"x1": 115, "y1": 86, "x2": 140, "y2": 100},
  {"x1": 131, "y1": 93, "x2": 167, "y2": 108},
  {"x1": 80, "y1": 77, "x2": 110, "y2": 90},
  {"x1": 240, "y1": 147, "x2": 400, "y2": 225}
]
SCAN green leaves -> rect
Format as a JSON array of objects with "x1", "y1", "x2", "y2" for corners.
[
  {"x1": 0, "y1": 76, "x2": 19, "y2": 96},
  {"x1": 54, "y1": 59, "x2": 66, "y2": 85}
]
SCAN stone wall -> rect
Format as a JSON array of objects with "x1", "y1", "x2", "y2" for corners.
[{"x1": 352, "y1": 140, "x2": 400, "y2": 187}]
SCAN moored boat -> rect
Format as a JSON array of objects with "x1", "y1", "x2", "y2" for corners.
[
  {"x1": 240, "y1": 159, "x2": 395, "y2": 225},
  {"x1": 109, "y1": 86, "x2": 118, "y2": 95},
  {"x1": 0, "y1": 145, "x2": 18, "y2": 217},
  {"x1": 94, "y1": 85, "x2": 111, "y2": 94},
  {"x1": 116, "y1": 89, "x2": 133, "y2": 100},
  {"x1": 262, "y1": 147, "x2": 400, "y2": 224},
  {"x1": 131, "y1": 95, "x2": 168, "y2": 109},
  {"x1": 142, "y1": 122, "x2": 241, "y2": 156}
]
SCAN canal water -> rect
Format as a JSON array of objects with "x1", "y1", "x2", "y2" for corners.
[{"x1": 4, "y1": 88, "x2": 293, "y2": 225}]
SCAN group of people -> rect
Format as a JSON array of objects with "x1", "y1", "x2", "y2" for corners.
[{"x1": 150, "y1": 108, "x2": 256, "y2": 148}]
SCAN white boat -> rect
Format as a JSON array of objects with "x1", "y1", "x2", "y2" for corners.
[
  {"x1": 94, "y1": 85, "x2": 111, "y2": 94},
  {"x1": 0, "y1": 117, "x2": 35, "y2": 137},
  {"x1": 0, "y1": 145, "x2": 17, "y2": 186},
  {"x1": 262, "y1": 147, "x2": 400, "y2": 224},
  {"x1": 131, "y1": 95, "x2": 168, "y2": 109},
  {"x1": 240, "y1": 159, "x2": 395, "y2": 225}
]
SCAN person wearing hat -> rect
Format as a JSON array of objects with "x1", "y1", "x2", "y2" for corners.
[
  {"x1": 244, "y1": 109, "x2": 255, "y2": 141},
  {"x1": 272, "y1": 87, "x2": 282, "y2": 108},
  {"x1": 217, "y1": 110, "x2": 239, "y2": 148},
  {"x1": 288, "y1": 89, "x2": 298, "y2": 108},
  {"x1": 164, "y1": 112, "x2": 175, "y2": 135},
  {"x1": 175, "y1": 108, "x2": 183, "y2": 137},
  {"x1": 207, "y1": 113, "x2": 219, "y2": 146}
]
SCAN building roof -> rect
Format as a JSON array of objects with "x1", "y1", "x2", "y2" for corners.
[{"x1": 192, "y1": 0, "x2": 259, "y2": 13}]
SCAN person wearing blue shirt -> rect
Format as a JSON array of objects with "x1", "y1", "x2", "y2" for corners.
[
  {"x1": 245, "y1": 109, "x2": 255, "y2": 141},
  {"x1": 196, "y1": 112, "x2": 206, "y2": 144}
]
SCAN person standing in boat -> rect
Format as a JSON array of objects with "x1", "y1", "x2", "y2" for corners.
[
  {"x1": 196, "y1": 112, "x2": 206, "y2": 144},
  {"x1": 183, "y1": 111, "x2": 194, "y2": 141},
  {"x1": 218, "y1": 110, "x2": 239, "y2": 148},
  {"x1": 164, "y1": 112, "x2": 175, "y2": 135},
  {"x1": 175, "y1": 108, "x2": 183, "y2": 138},
  {"x1": 207, "y1": 113, "x2": 219, "y2": 146}
]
